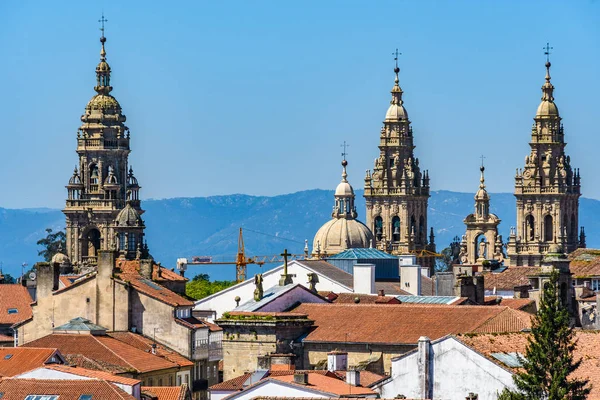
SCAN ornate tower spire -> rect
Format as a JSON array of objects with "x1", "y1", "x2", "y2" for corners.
[
  {"x1": 461, "y1": 162, "x2": 503, "y2": 265},
  {"x1": 364, "y1": 51, "x2": 435, "y2": 273},
  {"x1": 63, "y1": 17, "x2": 145, "y2": 266},
  {"x1": 508, "y1": 44, "x2": 581, "y2": 266}
]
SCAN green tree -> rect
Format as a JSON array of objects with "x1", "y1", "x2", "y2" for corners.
[
  {"x1": 498, "y1": 269, "x2": 590, "y2": 400},
  {"x1": 1, "y1": 273, "x2": 16, "y2": 284},
  {"x1": 186, "y1": 274, "x2": 235, "y2": 300},
  {"x1": 36, "y1": 228, "x2": 67, "y2": 262}
]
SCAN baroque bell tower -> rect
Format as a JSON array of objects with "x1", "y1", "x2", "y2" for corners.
[
  {"x1": 507, "y1": 46, "x2": 583, "y2": 266},
  {"x1": 364, "y1": 52, "x2": 435, "y2": 273},
  {"x1": 64, "y1": 21, "x2": 145, "y2": 267}
]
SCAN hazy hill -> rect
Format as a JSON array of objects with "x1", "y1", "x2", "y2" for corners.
[{"x1": 1, "y1": 190, "x2": 599, "y2": 280}]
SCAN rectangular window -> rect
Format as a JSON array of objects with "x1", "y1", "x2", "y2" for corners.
[
  {"x1": 25, "y1": 396, "x2": 59, "y2": 400},
  {"x1": 7, "y1": 309, "x2": 17, "y2": 314},
  {"x1": 79, "y1": 396, "x2": 93, "y2": 400},
  {"x1": 119, "y1": 234, "x2": 126, "y2": 250},
  {"x1": 592, "y1": 279, "x2": 600, "y2": 291},
  {"x1": 148, "y1": 378, "x2": 153, "y2": 387},
  {"x1": 177, "y1": 375, "x2": 182, "y2": 386}
]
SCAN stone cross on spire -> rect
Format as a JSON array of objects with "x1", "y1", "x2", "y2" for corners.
[
  {"x1": 279, "y1": 249, "x2": 295, "y2": 286},
  {"x1": 341, "y1": 141, "x2": 349, "y2": 161},
  {"x1": 392, "y1": 48, "x2": 401, "y2": 71}
]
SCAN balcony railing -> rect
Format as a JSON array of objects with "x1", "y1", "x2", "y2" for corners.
[{"x1": 209, "y1": 347, "x2": 223, "y2": 362}]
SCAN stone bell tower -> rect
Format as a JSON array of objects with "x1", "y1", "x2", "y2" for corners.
[
  {"x1": 507, "y1": 49, "x2": 582, "y2": 267},
  {"x1": 63, "y1": 26, "x2": 145, "y2": 266},
  {"x1": 364, "y1": 54, "x2": 435, "y2": 273}
]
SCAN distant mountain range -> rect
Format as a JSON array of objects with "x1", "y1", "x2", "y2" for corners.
[{"x1": 1, "y1": 190, "x2": 599, "y2": 281}]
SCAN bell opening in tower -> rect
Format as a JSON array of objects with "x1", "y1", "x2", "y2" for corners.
[{"x1": 84, "y1": 229, "x2": 101, "y2": 262}]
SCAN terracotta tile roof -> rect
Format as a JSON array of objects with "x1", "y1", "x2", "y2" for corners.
[
  {"x1": 0, "y1": 378, "x2": 135, "y2": 399},
  {"x1": 324, "y1": 292, "x2": 401, "y2": 304},
  {"x1": 457, "y1": 331, "x2": 600, "y2": 400},
  {"x1": 0, "y1": 347, "x2": 62, "y2": 377},
  {"x1": 269, "y1": 373, "x2": 375, "y2": 396},
  {"x1": 58, "y1": 274, "x2": 85, "y2": 289},
  {"x1": 374, "y1": 282, "x2": 411, "y2": 296},
  {"x1": 63, "y1": 353, "x2": 130, "y2": 374},
  {"x1": 24, "y1": 333, "x2": 180, "y2": 373},
  {"x1": 482, "y1": 267, "x2": 539, "y2": 291},
  {"x1": 118, "y1": 274, "x2": 194, "y2": 307},
  {"x1": 44, "y1": 364, "x2": 141, "y2": 385},
  {"x1": 569, "y1": 248, "x2": 600, "y2": 278},
  {"x1": 332, "y1": 370, "x2": 387, "y2": 387},
  {"x1": 210, "y1": 370, "x2": 332, "y2": 391},
  {"x1": 470, "y1": 308, "x2": 533, "y2": 333},
  {"x1": 252, "y1": 398, "x2": 420, "y2": 400},
  {"x1": 292, "y1": 303, "x2": 531, "y2": 344},
  {"x1": 484, "y1": 296, "x2": 536, "y2": 311},
  {"x1": 53, "y1": 273, "x2": 96, "y2": 294},
  {"x1": 0, "y1": 284, "x2": 32, "y2": 325},
  {"x1": 117, "y1": 260, "x2": 187, "y2": 282},
  {"x1": 142, "y1": 385, "x2": 187, "y2": 400},
  {"x1": 108, "y1": 331, "x2": 193, "y2": 368}
]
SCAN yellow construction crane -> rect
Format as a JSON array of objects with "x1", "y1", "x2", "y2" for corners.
[{"x1": 186, "y1": 228, "x2": 306, "y2": 282}]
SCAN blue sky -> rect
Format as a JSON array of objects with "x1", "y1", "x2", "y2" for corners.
[{"x1": 1, "y1": 1, "x2": 599, "y2": 209}]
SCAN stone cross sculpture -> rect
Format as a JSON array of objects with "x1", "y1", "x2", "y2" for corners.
[{"x1": 254, "y1": 274, "x2": 264, "y2": 301}]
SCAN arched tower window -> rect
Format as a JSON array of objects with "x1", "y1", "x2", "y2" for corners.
[
  {"x1": 84, "y1": 229, "x2": 101, "y2": 259},
  {"x1": 476, "y1": 234, "x2": 487, "y2": 259},
  {"x1": 392, "y1": 216, "x2": 400, "y2": 242},
  {"x1": 419, "y1": 216, "x2": 425, "y2": 243},
  {"x1": 544, "y1": 215, "x2": 553, "y2": 242},
  {"x1": 119, "y1": 233, "x2": 126, "y2": 250},
  {"x1": 375, "y1": 217, "x2": 383, "y2": 241},
  {"x1": 410, "y1": 216, "x2": 416, "y2": 237},
  {"x1": 571, "y1": 214, "x2": 577, "y2": 242},
  {"x1": 526, "y1": 215, "x2": 535, "y2": 241},
  {"x1": 128, "y1": 234, "x2": 137, "y2": 252}
]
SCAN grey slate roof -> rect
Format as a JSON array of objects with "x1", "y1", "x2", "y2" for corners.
[{"x1": 295, "y1": 260, "x2": 355, "y2": 289}]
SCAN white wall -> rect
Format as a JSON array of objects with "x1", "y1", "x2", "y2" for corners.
[
  {"x1": 353, "y1": 264, "x2": 375, "y2": 295},
  {"x1": 399, "y1": 265, "x2": 422, "y2": 296},
  {"x1": 211, "y1": 390, "x2": 236, "y2": 400},
  {"x1": 195, "y1": 261, "x2": 353, "y2": 319},
  {"x1": 378, "y1": 337, "x2": 515, "y2": 400}
]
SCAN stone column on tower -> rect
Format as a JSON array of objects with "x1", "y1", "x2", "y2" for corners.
[
  {"x1": 364, "y1": 58, "x2": 435, "y2": 274},
  {"x1": 507, "y1": 52, "x2": 582, "y2": 266},
  {"x1": 63, "y1": 30, "x2": 145, "y2": 267}
]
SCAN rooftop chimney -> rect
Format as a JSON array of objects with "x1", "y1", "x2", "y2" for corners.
[
  {"x1": 378, "y1": 289, "x2": 385, "y2": 297},
  {"x1": 269, "y1": 354, "x2": 296, "y2": 371},
  {"x1": 418, "y1": 336, "x2": 432, "y2": 400},
  {"x1": 140, "y1": 259, "x2": 153, "y2": 280},
  {"x1": 327, "y1": 350, "x2": 348, "y2": 372},
  {"x1": 346, "y1": 368, "x2": 360, "y2": 386},
  {"x1": 353, "y1": 264, "x2": 376, "y2": 295},
  {"x1": 293, "y1": 372, "x2": 309, "y2": 385}
]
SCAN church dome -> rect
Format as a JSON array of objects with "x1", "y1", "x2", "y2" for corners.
[
  {"x1": 536, "y1": 100, "x2": 559, "y2": 117},
  {"x1": 116, "y1": 203, "x2": 143, "y2": 226},
  {"x1": 313, "y1": 218, "x2": 374, "y2": 255},
  {"x1": 385, "y1": 103, "x2": 408, "y2": 121},
  {"x1": 86, "y1": 94, "x2": 121, "y2": 112},
  {"x1": 335, "y1": 180, "x2": 354, "y2": 196}
]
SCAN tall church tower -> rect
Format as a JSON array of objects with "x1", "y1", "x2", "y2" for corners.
[
  {"x1": 507, "y1": 53, "x2": 582, "y2": 266},
  {"x1": 64, "y1": 29, "x2": 145, "y2": 266},
  {"x1": 364, "y1": 58, "x2": 435, "y2": 272}
]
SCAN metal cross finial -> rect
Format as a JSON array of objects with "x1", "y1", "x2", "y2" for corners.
[
  {"x1": 392, "y1": 48, "x2": 402, "y2": 69},
  {"x1": 99, "y1": 13, "x2": 108, "y2": 37},
  {"x1": 341, "y1": 141, "x2": 349, "y2": 161},
  {"x1": 543, "y1": 42, "x2": 553, "y2": 63},
  {"x1": 480, "y1": 155, "x2": 486, "y2": 168}
]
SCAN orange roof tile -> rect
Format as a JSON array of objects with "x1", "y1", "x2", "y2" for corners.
[
  {"x1": 45, "y1": 364, "x2": 141, "y2": 386},
  {"x1": 24, "y1": 333, "x2": 179, "y2": 374},
  {"x1": 292, "y1": 303, "x2": 531, "y2": 344},
  {"x1": 0, "y1": 378, "x2": 135, "y2": 399},
  {"x1": 482, "y1": 267, "x2": 539, "y2": 291},
  {"x1": 569, "y1": 248, "x2": 600, "y2": 278},
  {"x1": 326, "y1": 293, "x2": 401, "y2": 304},
  {"x1": 457, "y1": 331, "x2": 600, "y2": 400},
  {"x1": 118, "y1": 274, "x2": 194, "y2": 307},
  {"x1": 0, "y1": 347, "x2": 62, "y2": 377},
  {"x1": 108, "y1": 331, "x2": 193, "y2": 367},
  {"x1": 0, "y1": 284, "x2": 32, "y2": 325},
  {"x1": 484, "y1": 296, "x2": 536, "y2": 311},
  {"x1": 142, "y1": 385, "x2": 187, "y2": 400},
  {"x1": 269, "y1": 373, "x2": 375, "y2": 396},
  {"x1": 117, "y1": 260, "x2": 187, "y2": 282},
  {"x1": 0, "y1": 334, "x2": 12, "y2": 342}
]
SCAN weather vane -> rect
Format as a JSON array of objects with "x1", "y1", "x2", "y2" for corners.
[
  {"x1": 341, "y1": 141, "x2": 349, "y2": 161},
  {"x1": 543, "y1": 42, "x2": 553, "y2": 63},
  {"x1": 392, "y1": 48, "x2": 401, "y2": 69},
  {"x1": 99, "y1": 13, "x2": 108, "y2": 38}
]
